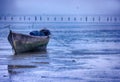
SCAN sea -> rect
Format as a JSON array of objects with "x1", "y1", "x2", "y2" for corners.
[{"x1": 0, "y1": 23, "x2": 120, "y2": 82}]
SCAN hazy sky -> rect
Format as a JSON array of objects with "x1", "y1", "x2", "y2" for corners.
[{"x1": 0, "y1": 0, "x2": 120, "y2": 15}]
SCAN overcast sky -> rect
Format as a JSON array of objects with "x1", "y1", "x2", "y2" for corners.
[{"x1": 0, "y1": 0, "x2": 120, "y2": 15}]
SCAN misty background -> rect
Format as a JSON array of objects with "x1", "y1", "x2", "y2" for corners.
[{"x1": 0, "y1": 0, "x2": 120, "y2": 15}]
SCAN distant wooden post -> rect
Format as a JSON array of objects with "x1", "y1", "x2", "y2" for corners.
[
  {"x1": 19, "y1": 17, "x2": 22, "y2": 20},
  {"x1": 0, "y1": 16, "x2": 1, "y2": 20},
  {"x1": 11, "y1": 17, "x2": 13, "y2": 20},
  {"x1": 28, "y1": 17, "x2": 30, "y2": 21},
  {"x1": 85, "y1": 17, "x2": 87, "y2": 22},
  {"x1": 80, "y1": 18, "x2": 82, "y2": 21},
  {"x1": 110, "y1": 17, "x2": 112, "y2": 22},
  {"x1": 61, "y1": 17, "x2": 63, "y2": 21},
  {"x1": 24, "y1": 16, "x2": 26, "y2": 20},
  {"x1": 54, "y1": 17, "x2": 56, "y2": 21},
  {"x1": 47, "y1": 17, "x2": 49, "y2": 21},
  {"x1": 114, "y1": 17, "x2": 117, "y2": 22},
  {"x1": 74, "y1": 17, "x2": 76, "y2": 21},
  {"x1": 40, "y1": 17, "x2": 42, "y2": 21},
  {"x1": 107, "y1": 17, "x2": 109, "y2": 22},
  {"x1": 98, "y1": 17, "x2": 100, "y2": 22},
  {"x1": 35, "y1": 16, "x2": 37, "y2": 21},
  {"x1": 68, "y1": 17, "x2": 70, "y2": 21},
  {"x1": 93, "y1": 17, "x2": 95, "y2": 22}
]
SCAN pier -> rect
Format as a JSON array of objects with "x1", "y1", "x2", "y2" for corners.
[{"x1": 0, "y1": 15, "x2": 120, "y2": 24}]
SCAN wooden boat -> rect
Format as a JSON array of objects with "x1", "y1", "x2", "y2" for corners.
[{"x1": 8, "y1": 30, "x2": 50, "y2": 54}]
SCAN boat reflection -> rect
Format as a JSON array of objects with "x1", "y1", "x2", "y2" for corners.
[
  {"x1": 8, "y1": 50, "x2": 49, "y2": 75},
  {"x1": 8, "y1": 65, "x2": 37, "y2": 74}
]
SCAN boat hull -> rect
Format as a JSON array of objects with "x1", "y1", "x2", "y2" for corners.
[{"x1": 8, "y1": 30, "x2": 50, "y2": 54}]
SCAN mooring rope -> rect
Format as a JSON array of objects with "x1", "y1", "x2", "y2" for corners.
[
  {"x1": 0, "y1": 25, "x2": 11, "y2": 30},
  {"x1": 52, "y1": 35, "x2": 73, "y2": 52}
]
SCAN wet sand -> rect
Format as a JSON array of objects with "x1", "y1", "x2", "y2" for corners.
[
  {"x1": 0, "y1": 53, "x2": 120, "y2": 82},
  {"x1": 0, "y1": 24, "x2": 120, "y2": 82}
]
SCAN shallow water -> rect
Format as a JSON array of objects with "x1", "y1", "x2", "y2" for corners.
[{"x1": 0, "y1": 23, "x2": 120, "y2": 82}]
